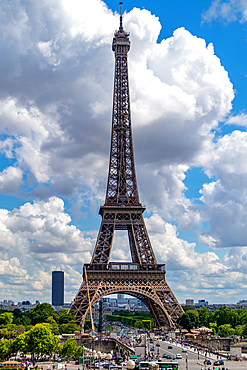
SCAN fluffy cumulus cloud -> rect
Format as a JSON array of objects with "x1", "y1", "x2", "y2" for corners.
[
  {"x1": 0, "y1": 0, "x2": 247, "y2": 303},
  {"x1": 146, "y1": 214, "x2": 247, "y2": 302},
  {"x1": 0, "y1": 197, "x2": 94, "y2": 302},
  {"x1": 0, "y1": 0, "x2": 234, "y2": 206},
  {"x1": 199, "y1": 130, "x2": 247, "y2": 248}
]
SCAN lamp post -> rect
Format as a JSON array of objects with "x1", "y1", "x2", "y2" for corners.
[
  {"x1": 93, "y1": 350, "x2": 97, "y2": 370},
  {"x1": 32, "y1": 330, "x2": 36, "y2": 367},
  {"x1": 156, "y1": 341, "x2": 160, "y2": 360},
  {"x1": 186, "y1": 353, "x2": 188, "y2": 370},
  {"x1": 97, "y1": 351, "x2": 102, "y2": 370},
  {"x1": 106, "y1": 353, "x2": 112, "y2": 370}
]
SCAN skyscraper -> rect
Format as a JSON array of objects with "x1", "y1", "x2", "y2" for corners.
[{"x1": 52, "y1": 271, "x2": 64, "y2": 306}]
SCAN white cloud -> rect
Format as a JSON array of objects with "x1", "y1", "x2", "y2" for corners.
[
  {"x1": 144, "y1": 214, "x2": 247, "y2": 303},
  {"x1": 199, "y1": 130, "x2": 247, "y2": 248},
  {"x1": 0, "y1": 167, "x2": 23, "y2": 194},
  {"x1": 202, "y1": 0, "x2": 247, "y2": 23},
  {"x1": 0, "y1": 1, "x2": 234, "y2": 208},
  {"x1": 225, "y1": 112, "x2": 247, "y2": 126},
  {"x1": 0, "y1": 196, "x2": 95, "y2": 302},
  {"x1": 0, "y1": 0, "x2": 246, "y2": 303}
]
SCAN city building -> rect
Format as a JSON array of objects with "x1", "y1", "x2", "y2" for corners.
[
  {"x1": 194, "y1": 299, "x2": 209, "y2": 308},
  {"x1": 185, "y1": 299, "x2": 194, "y2": 306},
  {"x1": 52, "y1": 271, "x2": 64, "y2": 306}
]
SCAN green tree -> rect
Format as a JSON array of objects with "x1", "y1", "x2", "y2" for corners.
[
  {"x1": 13, "y1": 323, "x2": 59, "y2": 359},
  {"x1": 47, "y1": 317, "x2": 59, "y2": 335},
  {"x1": 58, "y1": 309, "x2": 75, "y2": 325},
  {"x1": 12, "y1": 332, "x2": 29, "y2": 356},
  {"x1": 84, "y1": 318, "x2": 91, "y2": 331},
  {"x1": 28, "y1": 303, "x2": 58, "y2": 325},
  {"x1": 61, "y1": 338, "x2": 78, "y2": 359},
  {"x1": 242, "y1": 324, "x2": 247, "y2": 338},
  {"x1": 234, "y1": 325, "x2": 243, "y2": 336},
  {"x1": 76, "y1": 346, "x2": 84, "y2": 357},
  {"x1": 0, "y1": 328, "x2": 16, "y2": 339},
  {"x1": 134, "y1": 320, "x2": 143, "y2": 329},
  {"x1": 0, "y1": 313, "x2": 13, "y2": 327},
  {"x1": 209, "y1": 322, "x2": 217, "y2": 336},
  {"x1": 0, "y1": 339, "x2": 12, "y2": 360},
  {"x1": 215, "y1": 306, "x2": 240, "y2": 328},
  {"x1": 179, "y1": 311, "x2": 199, "y2": 331},
  {"x1": 59, "y1": 322, "x2": 80, "y2": 334},
  {"x1": 218, "y1": 324, "x2": 232, "y2": 337},
  {"x1": 198, "y1": 308, "x2": 209, "y2": 327}
]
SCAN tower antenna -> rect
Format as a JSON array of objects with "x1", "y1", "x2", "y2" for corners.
[{"x1": 119, "y1": 2, "x2": 123, "y2": 31}]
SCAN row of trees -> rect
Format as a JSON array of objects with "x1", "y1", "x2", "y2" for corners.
[
  {"x1": 179, "y1": 306, "x2": 247, "y2": 337},
  {"x1": 0, "y1": 323, "x2": 82, "y2": 361},
  {"x1": 106, "y1": 306, "x2": 247, "y2": 337},
  {"x1": 0, "y1": 303, "x2": 83, "y2": 339},
  {"x1": 106, "y1": 310, "x2": 154, "y2": 329}
]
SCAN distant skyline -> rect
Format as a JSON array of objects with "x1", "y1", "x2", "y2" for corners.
[{"x1": 0, "y1": 0, "x2": 247, "y2": 305}]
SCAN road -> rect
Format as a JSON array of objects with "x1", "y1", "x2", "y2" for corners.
[{"x1": 146, "y1": 340, "x2": 246, "y2": 370}]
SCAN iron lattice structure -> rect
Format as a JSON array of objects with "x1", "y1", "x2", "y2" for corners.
[{"x1": 70, "y1": 3, "x2": 184, "y2": 330}]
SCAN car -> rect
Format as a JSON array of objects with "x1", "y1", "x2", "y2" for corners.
[
  {"x1": 204, "y1": 360, "x2": 211, "y2": 365},
  {"x1": 162, "y1": 354, "x2": 167, "y2": 358},
  {"x1": 176, "y1": 354, "x2": 182, "y2": 359},
  {"x1": 156, "y1": 343, "x2": 160, "y2": 347},
  {"x1": 182, "y1": 348, "x2": 187, "y2": 352},
  {"x1": 150, "y1": 347, "x2": 155, "y2": 351},
  {"x1": 168, "y1": 345, "x2": 173, "y2": 349},
  {"x1": 166, "y1": 355, "x2": 172, "y2": 360},
  {"x1": 214, "y1": 360, "x2": 224, "y2": 366}
]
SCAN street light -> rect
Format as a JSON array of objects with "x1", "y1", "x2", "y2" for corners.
[
  {"x1": 97, "y1": 351, "x2": 102, "y2": 370},
  {"x1": 93, "y1": 350, "x2": 97, "y2": 370},
  {"x1": 186, "y1": 353, "x2": 188, "y2": 370},
  {"x1": 106, "y1": 353, "x2": 112, "y2": 370},
  {"x1": 32, "y1": 330, "x2": 36, "y2": 367},
  {"x1": 156, "y1": 341, "x2": 160, "y2": 360}
]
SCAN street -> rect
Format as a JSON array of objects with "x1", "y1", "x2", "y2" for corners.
[{"x1": 146, "y1": 340, "x2": 247, "y2": 370}]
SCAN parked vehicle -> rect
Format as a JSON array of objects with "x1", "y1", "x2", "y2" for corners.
[{"x1": 213, "y1": 360, "x2": 224, "y2": 366}]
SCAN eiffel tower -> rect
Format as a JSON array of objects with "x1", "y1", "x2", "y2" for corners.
[{"x1": 70, "y1": 2, "x2": 184, "y2": 330}]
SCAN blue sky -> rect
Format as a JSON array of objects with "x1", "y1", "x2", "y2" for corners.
[{"x1": 0, "y1": 0, "x2": 247, "y2": 306}]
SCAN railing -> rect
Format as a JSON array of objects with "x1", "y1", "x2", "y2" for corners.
[{"x1": 85, "y1": 263, "x2": 166, "y2": 272}]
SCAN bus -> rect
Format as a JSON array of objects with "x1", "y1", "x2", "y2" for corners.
[{"x1": 138, "y1": 362, "x2": 179, "y2": 370}]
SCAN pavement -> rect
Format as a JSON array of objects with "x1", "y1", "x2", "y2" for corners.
[{"x1": 36, "y1": 359, "x2": 247, "y2": 370}]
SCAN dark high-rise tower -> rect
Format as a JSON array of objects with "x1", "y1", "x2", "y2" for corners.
[
  {"x1": 70, "y1": 3, "x2": 183, "y2": 330},
  {"x1": 52, "y1": 271, "x2": 64, "y2": 306}
]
